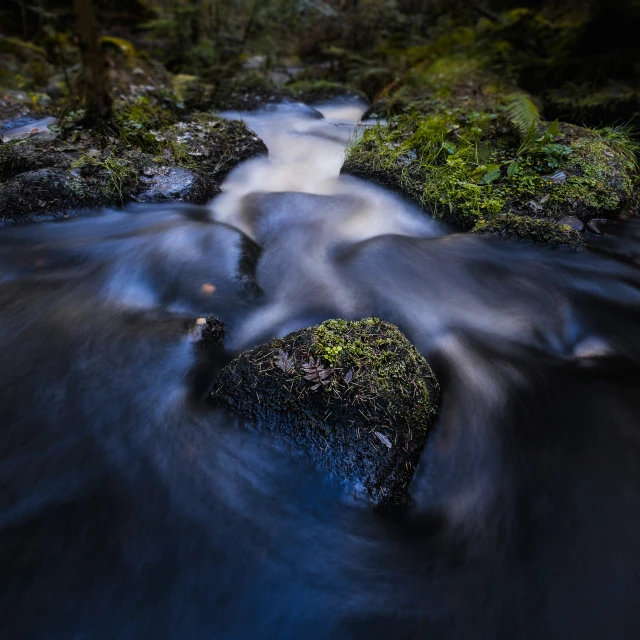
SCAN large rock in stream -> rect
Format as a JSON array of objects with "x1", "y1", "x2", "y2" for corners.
[
  {"x1": 211, "y1": 318, "x2": 440, "y2": 508},
  {"x1": 342, "y1": 52, "x2": 639, "y2": 249},
  {"x1": 0, "y1": 112, "x2": 267, "y2": 223}
]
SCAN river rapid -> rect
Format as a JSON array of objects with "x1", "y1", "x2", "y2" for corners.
[{"x1": 1, "y1": 99, "x2": 640, "y2": 639}]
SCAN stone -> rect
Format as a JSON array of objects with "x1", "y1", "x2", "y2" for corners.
[
  {"x1": 558, "y1": 216, "x2": 585, "y2": 232},
  {"x1": 211, "y1": 318, "x2": 440, "y2": 508}
]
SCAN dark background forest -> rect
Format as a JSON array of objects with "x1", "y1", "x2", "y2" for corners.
[{"x1": 2, "y1": 0, "x2": 640, "y2": 127}]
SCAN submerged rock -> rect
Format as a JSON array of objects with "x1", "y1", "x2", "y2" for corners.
[
  {"x1": 191, "y1": 316, "x2": 226, "y2": 352},
  {"x1": 586, "y1": 218, "x2": 611, "y2": 236},
  {"x1": 211, "y1": 318, "x2": 440, "y2": 508}
]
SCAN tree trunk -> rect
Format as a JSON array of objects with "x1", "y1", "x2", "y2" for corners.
[
  {"x1": 73, "y1": 0, "x2": 111, "y2": 123},
  {"x1": 197, "y1": 0, "x2": 212, "y2": 41}
]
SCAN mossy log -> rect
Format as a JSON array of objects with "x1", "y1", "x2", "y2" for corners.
[{"x1": 211, "y1": 318, "x2": 440, "y2": 508}]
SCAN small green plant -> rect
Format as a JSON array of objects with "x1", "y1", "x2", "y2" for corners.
[
  {"x1": 596, "y1": 126, "x2": 640, "y2": 169},
  {"x1": 71, "y1": 153, "x2": 133, "y2": 203},
  {"x1": 323, "y1": 345, "x2": 344, "y2": 366}
]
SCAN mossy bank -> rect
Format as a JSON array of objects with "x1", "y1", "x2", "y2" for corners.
[
  {"x1": 343, "y1": 97, "x2": 637, "y2": 248},
  {"x1": 211, "y1": 318, "x2": 440, "y2": 508},
  {"x1": 0, "y1": 100, "x2": 267, "y2": 222}
]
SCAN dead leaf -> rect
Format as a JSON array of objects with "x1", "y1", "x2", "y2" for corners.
[
  {"x1": 302, "y1": 355, "x2": 331, "y2": 390},
  {"x1": 344, "y1": 369, "x2": 353, "y2": 384},
  {"x1": 275, "y1": 349, "x2": 295, "y2": 374}
]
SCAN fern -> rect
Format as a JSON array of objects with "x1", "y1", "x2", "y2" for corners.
[{"x1": 506, "y1": 93, "x2": 541, "y2": 139}]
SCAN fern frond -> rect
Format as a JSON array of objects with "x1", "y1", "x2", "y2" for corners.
[{"x1": 506, "y1": 93, "x2": 541, "y2": 139}]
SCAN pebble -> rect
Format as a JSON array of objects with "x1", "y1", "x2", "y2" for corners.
[
  {"x1": 586, "y1": 218, "x2": 609, "y2": 235},
  {"x1": 543, "y1": 170, "x2": 567, "y2": 184},
  {"x1": 558, "y1": 216, "x2": 585, "y2": 232}
]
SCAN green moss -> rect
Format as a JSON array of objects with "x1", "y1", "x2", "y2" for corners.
[
  {"x1": 309, "y1": 318, "x2": 437, "y2": 429},
  {"x1": 472, "y1": 214, "x2": 584, "y2": 249},
  {"x1": 113, "y1": 96, "x2": 178, "y2": 152},
  {"x1": 343, "y1": 102, "x2": 638, "y2": 241},
  {"x1": 71, "y1": 152, "x2": 139, "y2": 204}
]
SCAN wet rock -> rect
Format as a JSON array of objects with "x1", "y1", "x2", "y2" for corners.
[
  {"x1": 158, "y1": 117, "x2": 268, "y2": 199},
  {"x1": 0, "y1": 169, "x2": 103, "y2": 219},
  {"x1": 473, "y1": 214, "x2": 585, "y2": 249},
  {"x1": 586, "y1": 218, "x2": 610, "y2": 235},
  {"x1": 211, "y1": 318, "x2": 440, "y2": 508},
  {"x1": 558, "y1": 216, "x2": 585, "y2": 232},
  {"x1": 191, "y1": 316, "x2": 226, "y2": 352},
  {"x1": 0, "y1": 112, "x2": 267, "y2": 221},
  {"x1": 209, "y1": 71, "x2": 291, "y2": 111},
  {"x1": 136, "y1": 166, "x2": 199, "y2": 202},
  {"x1": 542, "y1": 170, "x2": 567, "y2": 184},
  {"x1": 0, "y1": 137, "x2": 70, "y2": 180}
]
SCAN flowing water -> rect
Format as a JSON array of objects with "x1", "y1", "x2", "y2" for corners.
[{"x1": 1, "y1": 99, "x2": 640, "y2": 638}]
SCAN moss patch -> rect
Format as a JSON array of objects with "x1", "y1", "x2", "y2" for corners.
[
  {"x1": 343, "y1": 94, "x2": 637, "y2": 246},
  {"x1": 473, "y1": 214, "x2": 584, "y2": 249},
  {"x1": 211, "y1": 318, "x2": 439, "y2": 508}
]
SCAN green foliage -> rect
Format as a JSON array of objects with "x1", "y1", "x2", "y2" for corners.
[
  {"x1": 71, "y1": 152, "x2": 137, "y2": 203},
  {"x1": 100, "y1": 36, "x2": 137, "y2": 61},
  {"x1": 113, "y1": 97, "x2": 177, "y2": 152},
  {"x1": 506, "y1": 92, "x2": 541, "y2": 139},
  {"x1": 343, "y1": 102, "x2": 637, "y2": 242},
  {"x1": 596, "y1": 126, "x2": 640, "y2": 169}
]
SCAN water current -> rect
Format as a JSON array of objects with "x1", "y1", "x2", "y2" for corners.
[{"x1": 1, "y1": 99, "x2": 640, "y2": 638}]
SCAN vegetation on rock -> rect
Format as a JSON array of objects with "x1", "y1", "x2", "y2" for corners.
[
  {"x1": 211, "y1": 318, "x2": 440, "y2": 508},
  {"x1": 341, "y1": 17, "x2": 640, "y2": 248},
  {"x1": 0, "y1": 109, "x2": 267, "y2": 221},
  {"x1": 344, "y1": 102, "x2": 637, "y2": 246}
]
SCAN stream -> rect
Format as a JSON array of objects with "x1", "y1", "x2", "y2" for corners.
[{"x1": 1, "y1": 99, "x2": 640, "y2": 638}]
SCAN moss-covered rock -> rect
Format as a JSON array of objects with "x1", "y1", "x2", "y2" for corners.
[
  {"x1": 472, "y1": 214, "x2": 584, "y2": 249},
  {"x1": 0, "y1": 137, "x2": 71, "y2": 180},
  {"x1": 0, "y1": 109, "x2": 267, "y2": 221},
  {"x1": 0, "y1": 168, "x2": 104, "y2": 218},
  {"x1": 343, "y1": 89, "x2": 637, "y2": 247},
  {"x1": 154, "y1": 116, "x2": 267, "y2": 195},
  {"x1": 211, "y1": 318, "x2": 440, "y2": 508},
  {"x1": 285, "y1": 79, "x2": 366, "y2": 104}
]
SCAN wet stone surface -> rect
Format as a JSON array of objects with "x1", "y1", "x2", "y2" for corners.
[
  {"x1": 0, "y1": 115, "x2": 267, "y2": 223},
  {"x1": 211, "y1": 318, "x2": 440, "y2": 509}
]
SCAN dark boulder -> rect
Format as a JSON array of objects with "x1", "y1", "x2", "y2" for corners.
[
  {"x1": 211, "y1": 318, "x2": 440, "y2": 508},
  {"x1": 0, "y1": 114, "x2": 267, "y2": 223}
]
